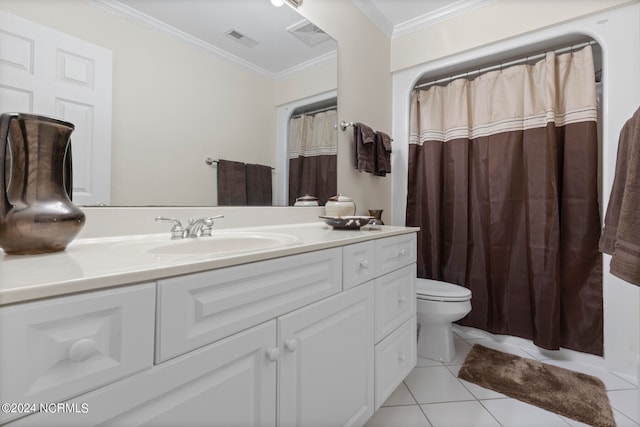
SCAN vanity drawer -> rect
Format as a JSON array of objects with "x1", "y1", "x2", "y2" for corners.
[
  {"x1": 374, "y1": 264, "x2": 416, "y2": 343},
  {"x1": 374, "y1": 234, "x2": 417, "y2": 277},
  {"x1": 374, "y1": 316, "x2": 417, "y2": 410},
  {"x1": 0, "y1": 283, "x2": 155, "y2": 425},
  {"x1": 343, "y1": 241, "x2": 375, "y2": 290},
  {"x1": 156, "y1": 247, "x2": 342, "y2": 363}
]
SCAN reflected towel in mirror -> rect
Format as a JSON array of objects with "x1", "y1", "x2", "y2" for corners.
[
  {"x1": 217, "y1": 159, "x2": 247, "y2": 205},
  {"x1": 246, "y1": 163, "x2": 272, "y2": 206},
  {"x1": 374, "y1": 131, "x2": 392, "y2": 176}
]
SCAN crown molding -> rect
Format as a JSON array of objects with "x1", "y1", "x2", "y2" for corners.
[
  {"x1": 392, "y1": 0, "x2": 496, "y2": 38},
  {"x1": 89, "y1": 0, "x2": 331, "y2": 80},
  {"x1": 352, "y1": 0, "x2": 496, "y2": 39},
  {"x1": 274, "y1": 50, "x2": 337, "y2": 80}
]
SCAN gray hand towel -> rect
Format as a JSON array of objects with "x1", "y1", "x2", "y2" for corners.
[
  {"x1": 217, "y1": 159, "x2": 247, "y2": 205},
  {"x1": 600, "y1": 106, "x2": 640, "y2": 287},
  {"x1": 354, "y1": 122, "x2": 375, "y2": 173},
  {"x1": 246, "y1": 163, "x2": 272, "y2": 206}
]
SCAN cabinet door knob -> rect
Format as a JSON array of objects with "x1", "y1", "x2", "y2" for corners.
[
  {"x1": 68, "y1": 338, "x2": 97, "y2": 363},
  {"x1": 397, "y1": 248, "x2": 407, "y2": 257},
  {"x1": 266, "y1": 347, "x2": 280, "y2": 362},
  {"x1": 397, "y1": 352, "x2": 406, "y2": 362},
  {"x1": 284, "y1": 339, "x2": 298, "y2": 353},
  {"x1": 397, "y1": 295, "x2": 406, "y2": 304},
  {"x1": 358, "y1": 259, "x2": 369, "y2": 269}
]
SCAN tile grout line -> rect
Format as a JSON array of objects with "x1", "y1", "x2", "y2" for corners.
[{"x1": 401, "y1": 379, "x2": 434, "y2": 427}]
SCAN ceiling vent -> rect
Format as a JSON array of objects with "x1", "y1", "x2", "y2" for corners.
[
  {"x1": 287, "y1": 19, "x2": 331, "y2": 47},
  {"x1": 224, "y1": 28, "x2": 258, "y2": 48}
]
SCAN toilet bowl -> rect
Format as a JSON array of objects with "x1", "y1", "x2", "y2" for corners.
[{"x1": 416, "y1": 279, "x2": 472, "y2": 362}]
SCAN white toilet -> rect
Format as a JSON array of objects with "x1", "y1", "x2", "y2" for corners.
[{"x1": 416, "y1": 279, "x2": 472, "y2": 362}]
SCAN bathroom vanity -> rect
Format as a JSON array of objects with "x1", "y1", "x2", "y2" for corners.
[{"x1": 0, "y1": 219, "x2": 418, "y2": 426}]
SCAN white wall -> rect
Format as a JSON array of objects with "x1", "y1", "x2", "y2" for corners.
[
  {"x1": 391, "y1": 3, "x2": 640, "y2": 382},
  {"x1": 390, "y1": 0, "x2": 632, "y2": 73},
  {"x1": 275, "y1": 58, "x2": 337, "y2": 107}
]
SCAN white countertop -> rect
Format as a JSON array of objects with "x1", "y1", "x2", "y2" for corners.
[{"x1": 0, "y1": 222, "x2": 418, "y2": 306}]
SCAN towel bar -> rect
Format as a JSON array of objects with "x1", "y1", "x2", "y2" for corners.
[
  {"x1": 205, "y1": 157, "x2": 275, "y2": 171},
  {"x1": 338, "y1": 121, "x2": 393, "y2": 141},
  {"x1": 338, "y1": 120, "x2": 355, "y2": 131}
]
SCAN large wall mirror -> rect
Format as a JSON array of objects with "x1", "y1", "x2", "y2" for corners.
[{"x1": 0, "y1": 0, "x2": 337, "y2": 207}]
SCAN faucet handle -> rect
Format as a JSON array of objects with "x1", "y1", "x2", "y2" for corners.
[
  {"x1": 155, "y1": 216, "x2": 185, "y2": 239},
  {"x1": 200, "y1": 215, "x2": 224, "y2": 237}
]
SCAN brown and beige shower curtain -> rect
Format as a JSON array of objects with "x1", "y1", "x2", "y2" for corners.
[
  {"x1": 406, "y1": 46, "x2": 604, "y2": 355},
  {"x1": 288, "y1": 109, "x2": 337, "y2": 205}
]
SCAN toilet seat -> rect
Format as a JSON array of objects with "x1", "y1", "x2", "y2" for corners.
[{"x1": 416, "y1": 279, "x2": 471, "y2": 302}]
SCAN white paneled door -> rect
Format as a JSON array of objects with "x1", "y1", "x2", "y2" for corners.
[{"x1": 0, "y1": 10, "x2": 112, "y2": 205}]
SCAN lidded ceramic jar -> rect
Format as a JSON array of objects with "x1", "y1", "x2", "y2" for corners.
[
  {"x1": 325, "y1": 194, "x2": 356, "y2": 217},
  {"x1": 294, "y1": 194, "x2": 319, "y2": 207}
]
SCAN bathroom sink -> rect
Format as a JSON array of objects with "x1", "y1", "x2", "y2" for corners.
[{"x1": 145, "y1": 231, "x2": 298, "y2": 255}]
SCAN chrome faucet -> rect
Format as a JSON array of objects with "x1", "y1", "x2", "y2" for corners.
[
  {"x1": 185, "y1": 215, "x2": 224, "y2": 238},
  {"x1": 155, "y1": 215, "x2": 224, "y2": 239}
]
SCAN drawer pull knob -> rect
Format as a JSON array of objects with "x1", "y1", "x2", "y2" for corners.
[
  {"x1": 397, "y1": 248, "x2": 407, "y2": 257},
  {"x1": 266, "y1": 347, "x2": 280, "y2": 362},
  {"x1": 358, "y1": 259, "x2": 369, "y2": 269},
  {"x1": 397, "y1": 295, "x2": 406, "y2": 304},
  {"x1": 284, "y1": 339, "x2": 298, "y2": 353},
  {"x1": 68, "y1": 338, "x2": 97, "y2": 363},
  {"x1": 397, "y1": 352, "x2": 406, "y2": 362}
]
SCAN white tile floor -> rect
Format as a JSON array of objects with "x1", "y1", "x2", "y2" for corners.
[{"x1": 365, "y1": 325, "x2": 640, "y2": 427}]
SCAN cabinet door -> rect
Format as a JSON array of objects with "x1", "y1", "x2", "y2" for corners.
[
  {"x1": 10, "y1": 321, "x2": 277, "y2": 427},
  {"x1": 278, "y1": 283, "x2": 374, "y2": 427}
]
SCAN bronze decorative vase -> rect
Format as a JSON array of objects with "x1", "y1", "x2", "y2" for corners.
[
  {"x1": 368, "y1": 209, "x2": 384, "y2": 225},
  {"x1": 0, "y1": 113, "x2": 85, "y2": 255}
]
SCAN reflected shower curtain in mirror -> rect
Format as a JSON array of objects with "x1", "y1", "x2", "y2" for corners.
[
  {"x1": 288, "y1": 110, "x2": 337, "y2": 205},
  {"x1": 406, "y1": 46, "x2": 603, "y2": 355}
]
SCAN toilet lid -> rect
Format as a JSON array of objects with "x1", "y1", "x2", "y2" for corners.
[{"x1": 416, "y1": 279, "x2": 471, "y2": 302}]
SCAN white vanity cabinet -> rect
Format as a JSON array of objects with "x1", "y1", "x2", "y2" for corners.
[
  {"x1": 9, "y1": 279, "x2": 373, "y2": 427},
  {"x1": 3, "y1": 231, "x2": 418, "y2": 427}
]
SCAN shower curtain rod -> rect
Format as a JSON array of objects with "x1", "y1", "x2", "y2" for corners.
[
  {"x1": 414, "y1": 40, "x2": 596, "y2": 90},
  {"x1": 291, "y1": 105, "x2": 337, "y2": 119}
]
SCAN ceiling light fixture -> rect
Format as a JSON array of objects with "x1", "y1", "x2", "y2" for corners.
[{"x1": 270, "y1": 0, "x2": 302, "y2": 8}]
